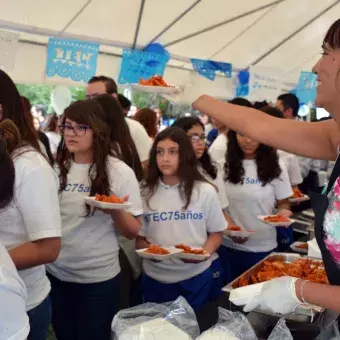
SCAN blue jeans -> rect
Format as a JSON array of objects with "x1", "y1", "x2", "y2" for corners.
[
  {"x1": 27, "y1": 296, "x2": 52, "y2": 340},
  {"x1": 48, "y1": 273, "x2": 120, "y2": 340},
  {"x1": 142, "y1": 268, "x2": 211, "y2": 311},
  {"x1": 218, "y1": 246, "x2": 274, "y2": 282}
]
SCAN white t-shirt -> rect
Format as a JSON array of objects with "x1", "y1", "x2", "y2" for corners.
[
  {"x1": 125, "y1": 118, "x2": 152, "y2": 163},
  {"x1": 298, "y1": 157, "x2": 321, "y2": 178},
  {"x1": 140, "y1": 180, "x2": 227, "y2": 283},
  {"x1": 47, "y1": 156, "x2": 143, "y2": 283},
  {"x1": 0, "y1": 242, "x2": 29, "y2": 340},
  {"x1": 222, "y1": 159, "x2": 292, "y2": 252},
  {"x1": 0, "y1": 148, "x2": 61, "y2": 311},
  {"x1": 278, "y1": 150, "x2": 303, "y2": 186},
  {"x1": 199, "y1": 166, "x2": 229, "y2": 210},
  {"x1": 209, "y1": 133, "x2": 227, "y2": 163},
  {"x1": 45, "y1": 132, "x2": 61, "y2": 155}
]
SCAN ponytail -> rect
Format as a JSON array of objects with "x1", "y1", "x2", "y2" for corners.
[{"x1": 0, "y1": 119, "x2": 21, "y2": 209}]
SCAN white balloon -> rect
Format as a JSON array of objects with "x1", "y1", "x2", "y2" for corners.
[
  {"x1": 298, "y1": 104, "x2": 310, "y2": 117},
  {"x1": 51, "y1": 86, "x2": 72, "y2": 116}
]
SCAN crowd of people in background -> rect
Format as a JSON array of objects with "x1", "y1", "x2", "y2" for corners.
[{"x1": 0, "y1": 56, "x2": 333, "y2": 340}]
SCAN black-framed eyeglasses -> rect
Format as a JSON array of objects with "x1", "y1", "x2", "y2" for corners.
[
  {"x1": 189, "y1": 134, "x2": 206, "y2": 144},
  {"x1": 59, "y1": 124, "x2": 91, "y2": 137}
]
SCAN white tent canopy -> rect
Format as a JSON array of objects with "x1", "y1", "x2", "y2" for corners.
[{"x1": 1, "y1": 0, "x2": 339, "y2": 94}]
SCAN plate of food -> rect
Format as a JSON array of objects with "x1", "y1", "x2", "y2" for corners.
[
  {"x1": 175, "y1": 244, "x2": 210, "y2": 261},
  {"x1": 84, "y1": 194, "x2": 132, "y2": 210},
  {"x1": 131, "y1": 76, "x2": 181, "y2": 94},
  {"x1": 258, "y1": 215, "x2": 295, "y2": 227},
  {"x1": 290, "y1": 241, "x2": 308, "y2": 254},
  {"x1": 136, "y1": 245, "x2": 183, "y2": 261},
  {"x1": 289, "y1": 188, "x2": 310, "y2": 203},
  {"x1": 224, "y1": 225, "x2": 255, "y2": 238}
]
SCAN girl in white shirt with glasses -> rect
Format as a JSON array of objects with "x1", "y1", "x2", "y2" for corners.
[{"x1": 47, "y1": 100, "x2": 143, "y2": 340}]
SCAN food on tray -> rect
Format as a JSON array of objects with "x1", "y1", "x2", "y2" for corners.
[
  {"x1": 175, "y1": 244, "x2": 206, "y2": 255},
  {"x1": 263, "y1": 215, "x2": 290, "y2": 223},
  {"x1": 138, "y1": 75, "x2": 172, "y2": 87},
  {"x1": 236, "y1": 258, "x2": 328, "y2": 288},
  {"x1": 296, "y1": 243, "x2": 308, "y2": 250},
  {"x1": 292, "y1": 188, "x2": 304, "y2": 199},
  {"x1": 145, "y1": 245, "x2": 170, "y2": 255},
  {"x1": 227, "y1": 225, "x2": 242, "y2": 231},
  {"x1": 95, "y1": 194, "x2": 124, "y2": 204}
]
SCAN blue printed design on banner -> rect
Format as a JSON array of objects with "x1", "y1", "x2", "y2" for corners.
[
  {"x1": 296, "y1": 71, "x2": 317, "y2": 106},
  {"x1": 46, "y1": 38, "x2": 99, "y2": 82},
  {"x1": 191, "y1": 58, "x2": 232, "y2": 80},
  {"x1": 118, "y1": 49, "x2": 169, "y2": 84}
]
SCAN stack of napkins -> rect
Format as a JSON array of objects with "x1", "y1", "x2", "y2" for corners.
[{"x1": 307, "y1": 238, "x2": 322, "y2": 259}]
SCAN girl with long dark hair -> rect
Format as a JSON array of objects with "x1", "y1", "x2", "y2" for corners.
[
  {"x1": 218, "y1": 130, "x2": 293, "y2": 281},
  {"x1": 0, "y1": 118, "x2": 61, "y2": 340},
  {"x1": 47, "y1": 99, "x2": 142, "y2": 340},
  {"x1": 136, "y1": 127, "x2": 226, "y2": 310},
  {"x1": 44, "y1": 113, "x2": 61, "y2": 159},
  {"x1": 172, "y1": 116, "x2": 233, "y2": 296}
]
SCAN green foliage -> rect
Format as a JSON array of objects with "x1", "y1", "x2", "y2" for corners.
[
  {"x1": 16, "y1": 84, "x2": 86, "y2": 114},
  {"x1": 16, "y1": 83, "x2": 191, "y2": 118}
]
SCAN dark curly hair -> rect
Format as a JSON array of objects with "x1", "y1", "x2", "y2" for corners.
[
  {"x1": 143, "y1": 127, "x2": 208, "y2": 210},
  {"x1": 172, "y1": 116, "x2": 218, "y2": 180},
  {"x1": 224, "y1": 130, "x2": 281, "y2": 186},
  {"x1": 56, "y1": 99, "x2": 113, "y2": 216}
]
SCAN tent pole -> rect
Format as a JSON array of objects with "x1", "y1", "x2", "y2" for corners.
[
  {"x1": 0, "y1": 19, "x2": 194, "y2": 64},
  {"x1": 57, "y1": 0, "x2": 92, "y2": 36},
  {"x1": 145, "y1": 0, "x2": 202, "y2": 47},
  {"x1": 163, "y1": 0, "x2": 286, "y2": 48},
  {"x1": 251, "y1": 0, "x2": 340, "y2": 66},
  {"x1": 132, "y1": 0, "x2": 146, "y2": 49}
]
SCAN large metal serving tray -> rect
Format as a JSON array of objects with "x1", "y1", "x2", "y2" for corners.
[{"x1": 222, "y1": 252, "x2": 324, "y2": 323}]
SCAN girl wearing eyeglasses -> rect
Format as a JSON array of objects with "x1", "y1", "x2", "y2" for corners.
[
  {"x1": 46, "y1": 100, "x2": 143, "y2": 340},
  {"x1": 172, "y1": 117, "x2": 233, "y2": 297},
  {"x1": 136, "y1": 127, "x2": 227, "y2": 310}
]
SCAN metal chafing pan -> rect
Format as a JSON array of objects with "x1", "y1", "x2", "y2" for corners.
[{"x1": 222, "y1": 252, "x2": 325, "y2": 323}]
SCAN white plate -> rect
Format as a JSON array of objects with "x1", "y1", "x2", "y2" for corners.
[
  {"x1": 131, "y1": 84, "x2": 181, "y2": 94},
  {"x1": 258, "y1": 215, "x2": 296, "y2": 227},
  {"x1": 136, "y1": 247, "x2": 183, "y2": 261},
  {"x1": 289, "y1": 195, "x2": 310, "y2": 203},
  {"x1": 177, "y1": 248, "x2": 210, "y2": 261},
  {"x1": 84, "y1": 197, "x2": 132, "y2": 210},
  {"x1": 290, "y1": 241, "x2": 308, "y2": 254},
  {"x1": 224, "y1": 230, "x2": 255, "y2": 238}
]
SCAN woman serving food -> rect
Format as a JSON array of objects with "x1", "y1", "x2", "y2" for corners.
[{"x1": 192, "y1": 18, "x2": 340, "y2": 315}]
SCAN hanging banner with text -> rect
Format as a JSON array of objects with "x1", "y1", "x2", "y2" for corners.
[
  {"x1": 249, "y1": 66, "x2": 284, "y2": 102},
  {"x1": 118, "y1": 49, "x2": 169, "y2": 84},
  {"x1": 0, "y1": 30, "x2": 19, "y2": 71},
  {"x1": 46, "y1": 38, "x2": 100, "y2": 82},
  {"x1": 296, "y1": 71, "x2": 317, "y2": 106},
  {"x1": 191, "y1": 58, "x2": 232, "y2": 81}
]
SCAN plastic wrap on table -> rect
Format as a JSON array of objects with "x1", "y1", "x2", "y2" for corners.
[
  {"x1": 197, "y1": 308, "x2": 257, "y2": 340},
  {"x1": 316, "y1": 312, "x2": 340, "y2": 340},
  {"x1": 111, "y1": 296, "x2": 200, "y2": 340},
  {"x1": 267, "y1": 319, "x2": 293, "y2": 340}
]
